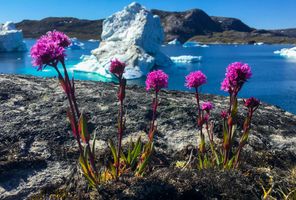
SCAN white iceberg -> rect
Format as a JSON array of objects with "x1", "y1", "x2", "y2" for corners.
[
  {"x1": 0, "y1": 22, "x2": 27, "y2": 52},
  {"x1": 254, "y1": 42, "x2": 264, "y2": 46},
  {"x1": 170, "y1": 55, "x2": 202, "y2": 63},
  {"x1": 274, "y1": 47, "x2": 296, "y2": 59},
  {"x1": 74, "y1": 2, "x2": 172, "y2": 80},
  {"x1": 183, "y1": 41, "x2": 209, "y2": 48},
  {"x1": 168, "y1": 39, "x2": 181, "y2": 46},
  {"x1": 69, "y1": 37, "x2": 84, "y2": 50}
]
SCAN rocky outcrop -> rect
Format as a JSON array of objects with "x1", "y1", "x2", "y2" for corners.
[
  {"x1": 151, "y1": 9, "x2": 222, "y2": 43},
  {"x1": 0, "y1": 74, "x2": 296, "y2": 199},
  {"x1": 16, "y1": 17, "x2": 103, "y2": 40},
  {"x1": 211, "y1": 16, "x2": 254, "y2": 32},
  {"x1": 75, "y1": 2, "x2": 172, "y2": 79},
  {"x1": 0, "y1": 22, "x2": 27, "y2": 52}
]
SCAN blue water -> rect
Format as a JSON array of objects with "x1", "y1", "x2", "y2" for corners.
[{"x1": 0, "y1": 39, "x2": 295, "y2": 114}]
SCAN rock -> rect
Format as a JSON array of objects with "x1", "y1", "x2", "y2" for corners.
[
  {"x1": 151, "y1": 9, "x2": 222, "y2": 43},
  {"x1": 170, "y1": 55, "x2": 202, "y2": 63},
  {"x1": 75, "y1": 2, "x2": 172, "y2": 80},
  {"x1": 0, "y1": 22, "x2": 27, "y2": 52},
  {"x1": 16, "y1": 17, "x2": 103, "y2": 40},
  {"x1": 211, "y1": 16, "x2": 254, "y2": 32},
  {"x1": 0, "y1": 74, "x2": 296, "y2": 199}
]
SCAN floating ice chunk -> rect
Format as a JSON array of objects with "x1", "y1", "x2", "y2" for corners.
[
  {"x1": 168, "y1": 39, "x2": 181, "y2": 46},
  {"x1": 69, "y1": 37, "x2": 84, "y2": 50},
  {"x1": 254, "y1": 42, "x2": 264, "y2": 45},
  {"x1": 183, "y1": 41, "x2": 209, "y2": 48},
  {"x1": 274, "y1": 47, "x2": 296, "y2": 59},
  {"x1": 170, "y1": 55, "x2": 202, "y2": 63},
  {"x1": 88, "y1": 39, "x2": 100, "y2": 42}
]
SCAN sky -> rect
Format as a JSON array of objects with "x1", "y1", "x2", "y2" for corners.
[{"x1": 1, "y1": 0, "x2": 296, "y2": 29}]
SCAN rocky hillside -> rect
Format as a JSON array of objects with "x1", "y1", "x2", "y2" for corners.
[
  {"x1": 16, "y1": 17, "x2": 103, "y2": 40},
  {"x1": 151, "y1": 9, "x2": 222, "y2": 43},
  {"x1": 211, "y1": 16, "x2": 254, "y2": 32},
  {"x1": 15, "y1": 8, "x2": 296, "y2": 44},
  {"x1": 0, "y1": 74, "x2": 296, "y2": 199}
]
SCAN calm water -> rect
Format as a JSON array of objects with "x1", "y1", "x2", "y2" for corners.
[{"x1": 0, "y1": 39, "x2": 295, "y2": 113}]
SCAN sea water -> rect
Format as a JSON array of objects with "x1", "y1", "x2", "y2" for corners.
[{"x1": 0, "y1": 39, "x2": 295, "y2": 114}]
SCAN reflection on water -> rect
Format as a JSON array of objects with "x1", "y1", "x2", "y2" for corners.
[{"x1": 0, "y1": 39, "x2": 295, "y2": 114}]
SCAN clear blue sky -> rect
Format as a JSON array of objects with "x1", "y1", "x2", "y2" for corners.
[{"x1": 1, "y1": 0, "x2": 296, "y2": 29}]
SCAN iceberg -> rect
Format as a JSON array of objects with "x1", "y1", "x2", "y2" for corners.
[
  {"x1": 0, "y1": 22, "x2": 27, "y2": 52},
  {"x1": 168, "y1": 39, "x2": 181, "y2": 46},
  {"x1": 183, "y1": 41, "x2": 209, "y2": 48},
  {"x1": 74, "y1": 2, "x2": 172, "y2": 80},
  {"x1": 254, "y1": 42, "x2": 264, "y2": 46},
  {"x1": 69, "y1": 37, "x2": 84, "y2": 50},
  {"x1": 274, "y1": 47, "x2": 296, "y2": 59},
  {"x1": 170, "y1": 55, "x2": 202, "y2": 63}
]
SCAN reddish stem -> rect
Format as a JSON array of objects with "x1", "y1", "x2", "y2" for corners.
[
  {"x1": 54, "y1": 64, "x2": 97, "y2": 183},
  {"x1": 116, "y1": 77, "x2": 125, "y2": 179},
  {"x1": 149, "y1": 90, "x2": 158, "y2": 141}
]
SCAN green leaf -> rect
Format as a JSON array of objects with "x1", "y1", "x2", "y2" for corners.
[
  {"x1": 78, "y1": 113, "x2": 90, "y2": 143},
  {"x1": 231, "y1": 124, "x2": 237, "y2": 140},
  {"x1": 79, "y1": 155, "x2": 95, "y2": 187},
  {"x1": 131, "y1": 137, "x2": 142, "y2": 167},
  {"x1": 198, "y1": 154, "x2": 203, "y2": 170},
  {"x1": 108, "y1": 139, "x2": 118, "y2": 165},
  {"x1": 136, "y1": 143, "x2": 153, "y2": 176}
]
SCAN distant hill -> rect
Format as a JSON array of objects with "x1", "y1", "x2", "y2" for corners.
[
  {"x1": 15, "y1": 9, "x2": 296, "y2": 44},
  {"x1": 151, "y1": 9, "x2": 222, "y2": 43},
  {"x1": 16, "y1": 17, "x2": 103, "y2": 40},
  {"x1": 211, "y1": 16, "x2": 254, "y2": 32}
]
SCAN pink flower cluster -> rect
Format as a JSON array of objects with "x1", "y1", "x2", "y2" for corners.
[
  {"x1": 221, "y1": 62, "x2": 252, "y2": 93},
  {"x1": 202, "y1": 102, "x2": 214, "y2": 112},
  {"x1": 185, "y1": 71, "x2": 207, "y2": 89},
  {"x1": 244, "y1": 97, "x2": 260, "y2": 109},
  {"x1": 30, "y1": 31, "x2": 71, "y2": 69},
  {"x1": 109, "y1": 58, "x2": 126, "y2": 77},
  {"x1": 146, "y1": 70, "x2": 168, "y2": 92}
]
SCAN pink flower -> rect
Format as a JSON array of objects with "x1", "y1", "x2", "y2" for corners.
[
  {"x1": 109, "y1": 58, "x2": 126, "y2": 77},
  {"x1": 221, "y1": 62, "x2": 252, "y2": 93},
  {"x1": 185, "y1": 71, "x2": 207, "y2": 89},
  {"x1": 220, "y1": 110, "x2": 228, "y2": 119},
  {"x1": 244, "y1": 97, "x2": 260, "y2": 109},
  {"x1": 30, "y1": 37, "x2": 65, "y2": 69},
  {"x1": 46, "y1": 30, "x2": 71, "y2": 48},
  {"x1": 146, "y1": 70, "x2": 168, "y2": 92},
  {"x1": 202, "y1": 102, "x2": 214, "y2": 112}
]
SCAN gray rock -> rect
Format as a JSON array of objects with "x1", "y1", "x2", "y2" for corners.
[{"x1": 0, "y1": 74, "x2": 295, "y2": 199}]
